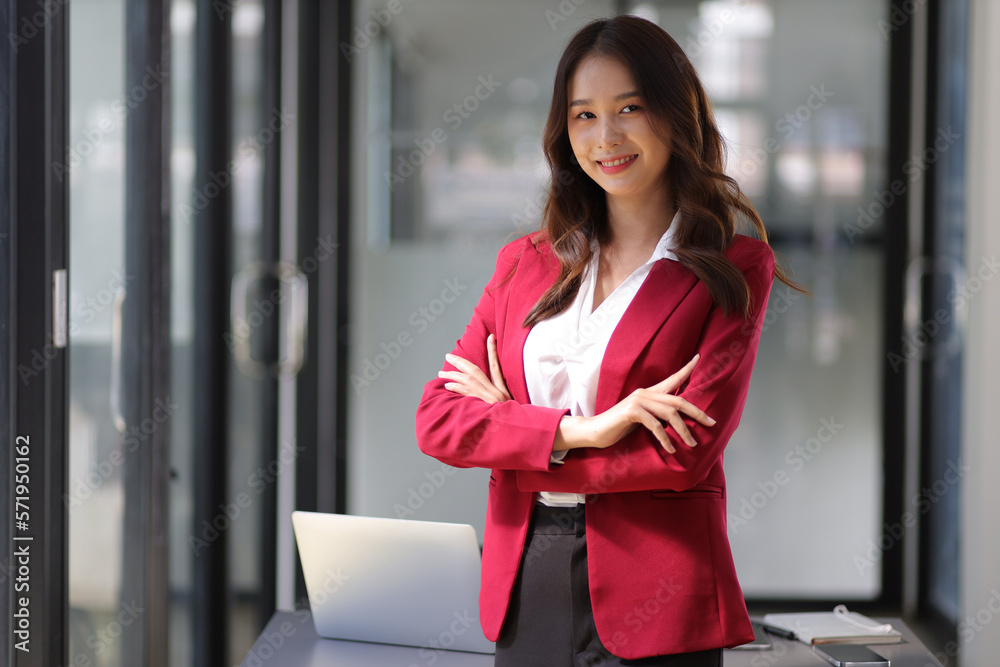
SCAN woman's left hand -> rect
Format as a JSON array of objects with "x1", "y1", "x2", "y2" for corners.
[{"x1": 439, "y1": 334, "x2": 511, "y2": 404}]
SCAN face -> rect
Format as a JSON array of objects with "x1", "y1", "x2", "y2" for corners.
[{"x1": 566, "y1": 55, "x2": 672, "y2": 202}]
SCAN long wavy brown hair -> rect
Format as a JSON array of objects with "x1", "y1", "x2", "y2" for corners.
[{"x1": 522, "y1": 15, "x2": 801, "y2": 327}]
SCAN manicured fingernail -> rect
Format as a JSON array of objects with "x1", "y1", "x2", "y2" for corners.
[{"x1": 707, "y1": 416, "x2": 717, "y2": 425}]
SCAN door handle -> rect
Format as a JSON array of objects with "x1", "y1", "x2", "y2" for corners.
[
  {"x1": 230, "y1": 261, "x2": 308, "y2": 379},
  {"x1": 110, "y1": 287, "x2": 126, "y2": 433},
  {"x1": 903, "y1": 255, "x2": 965, "y2": 359}
]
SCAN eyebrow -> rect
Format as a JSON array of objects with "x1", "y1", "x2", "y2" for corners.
[{"x1": 568, "y1": 90, "x2": 641, "y2": 108}]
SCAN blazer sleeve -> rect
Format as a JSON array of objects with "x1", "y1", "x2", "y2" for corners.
[
  {"x1": 414, "y1": 238, "x2": 569, "y2": 472},
  {"x1": 515, "y1": 243, "x2": 776, "y2": 494}
]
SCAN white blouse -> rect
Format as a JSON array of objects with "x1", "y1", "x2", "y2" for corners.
[{"x1": 523, "y1": 211, "x2": 680, "y2": 506}]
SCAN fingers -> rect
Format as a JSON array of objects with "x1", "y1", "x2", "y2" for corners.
[
  {"x1": 487, "y1": 334, "x2": 511, "y2": 400},
  {"x1": 642, "y1": 392, "x2": 715, "y2": 428},
  {"x1": 439, "y1": 368, "x2": 502, "y2": 403},
  {"x1": 445, "y1": 353, "x2": 495, "y2": 393},
  {"x1": 635, "y1": 410, "x2": 675, "y2": 453},
  {"x1": 631, "y1": 395, "x2": 696, "y2": 448},
  {"x1": 440, "y1": 352, "x2": 505, "y2": 403},
  {"x1": 665, "y1": 410, "x2": 696, "y2": 447},
  {"x1": 441, "y1": 380, "x2": 471, "y2": 396},
  {"x1": 445, "y1": 352, "x2": 486, "y2": 379},
  {"x1": 628, "y1": 391, "x2": 716, "y2": 451},
  {"x1": 650, "y1": 354, "x2": 700, "y2": 394}
]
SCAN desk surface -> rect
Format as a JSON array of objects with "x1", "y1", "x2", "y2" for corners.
[{"x1": 239, "y1": 611, "x2": 943, "y2": 667}]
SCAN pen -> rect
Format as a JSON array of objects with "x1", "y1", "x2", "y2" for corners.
[{"x1": 760, "y1": 622, "x2": 797, "y2": 640}]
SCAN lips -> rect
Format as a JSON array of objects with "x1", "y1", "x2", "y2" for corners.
[{"x1": 596, "y1": 153, "x2": 638, "y2": 174}]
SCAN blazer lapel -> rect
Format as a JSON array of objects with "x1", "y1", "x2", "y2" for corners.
[
  {"x1": 501, "y1": 243, "x2": 560, "y2": 404},
  {"x1": 594, "y1": 258, "x2": 698, "y2": 413}
]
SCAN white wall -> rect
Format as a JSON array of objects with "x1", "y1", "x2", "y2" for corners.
[{"x1": 960, "y1": 0, "x2": 1000, "y2": 664}]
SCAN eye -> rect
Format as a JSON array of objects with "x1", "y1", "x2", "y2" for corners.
[
  {"x1": 621, "y1": 104, "x2": 642, "y2": 114},
  {"x1": 575, "y1": 111, "x2": 595, "y2": 120}
]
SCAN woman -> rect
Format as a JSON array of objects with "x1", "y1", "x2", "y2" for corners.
[{"x1": 415, "y1": 15, "x2": 799, "y2": 666}]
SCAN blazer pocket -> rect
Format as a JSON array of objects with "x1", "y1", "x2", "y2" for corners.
[{"x1": 650, "y1": 485, "x2": 722, "y2": 500}]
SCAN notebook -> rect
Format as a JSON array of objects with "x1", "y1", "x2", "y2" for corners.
[
  {"x1": 762, "y1": 606, "x2": 903, "y2": 645},
  {"x1": 291, "y1": 511, "x2": 495, "y2": 654}
]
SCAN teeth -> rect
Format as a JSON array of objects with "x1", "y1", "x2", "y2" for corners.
[{"x1": 600, "y1": 154, "x2": 636, "y2": 167}]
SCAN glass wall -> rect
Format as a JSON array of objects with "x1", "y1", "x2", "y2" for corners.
[
  {"x1": 628, "y1": 0, "x2": 888, "y2": 600},
  {"x1": 67, "y1": 0, "x2": 127, "y2": 665},
  {"x1": 348, "y1": 0, "x2": 618, "y2": 526},
  {"x1": 170, "y1": 1, "x2": 196, "y2": 665},
  {"x1": 171, "y1": 1, "x2": 281, "y2": 663},
  {"x1": 228, "y1": 0, "x2": 270, "y2": 661},
  {"x1": 349, "y1": 0, "x2": 890, "y2": 601}
]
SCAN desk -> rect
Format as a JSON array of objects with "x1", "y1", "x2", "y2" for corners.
[
  {"x1": 238, "y1": 610, "x2": 493, "y2": 667},
  {"x1": 239, "y1": 612, "x2": 943, "y2": 666}
]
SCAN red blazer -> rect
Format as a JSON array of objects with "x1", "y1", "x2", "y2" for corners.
[{"x1": 415, "y1": 232, "x2": 774, "y2": 658}]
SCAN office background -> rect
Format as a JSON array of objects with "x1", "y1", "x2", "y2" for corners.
[{"x1": 2, "y1": 0, "x2": 998, "y2": 666}]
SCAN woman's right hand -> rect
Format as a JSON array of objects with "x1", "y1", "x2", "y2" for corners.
[{"x1": 553, "y1": 354, "x2": 716, "y2": 454}]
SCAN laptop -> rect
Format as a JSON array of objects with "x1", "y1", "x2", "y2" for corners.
[{"x1": 291, "y1": 511, "x2": 495, "y2": 654}]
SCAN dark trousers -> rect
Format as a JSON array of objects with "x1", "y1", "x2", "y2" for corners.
[{"x1": 494, "y1": 503, "x2": 723, "y2": 667}]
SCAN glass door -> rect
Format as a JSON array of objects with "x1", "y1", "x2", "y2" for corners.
[
  {"x1": 67, "y1": 0, "x2": 173, "y2": 664},
  {"x1": 67, "y1": 1, "x2": 128, "y2": 664}
]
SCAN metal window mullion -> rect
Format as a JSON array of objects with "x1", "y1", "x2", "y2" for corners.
[
  {"x1": 2, "y1": 0, "x2": 70, "y2": 665},
  {"x1": 191, "y1": 0, "x2": 233, "y2": 665},
  {"x1": 121, "y1": 0, "x2": 172, "y2": 665},
  {"x1": 256, "y1": 0, "x2": 283, "y2": 633}
]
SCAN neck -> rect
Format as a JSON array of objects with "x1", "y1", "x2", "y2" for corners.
[{"x1": 604, "y1": 182, "x2": 676, "y2": 253}]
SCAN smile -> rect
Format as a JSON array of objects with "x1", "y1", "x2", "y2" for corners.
[{"x1": 596, "y1": 154, "x2": 638, "y2": 174}]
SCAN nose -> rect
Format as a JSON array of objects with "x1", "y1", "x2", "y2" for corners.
[{"x1": 597, "y1": 116, "x2": 623, "y2": 150}]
